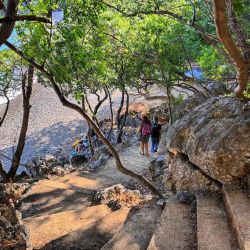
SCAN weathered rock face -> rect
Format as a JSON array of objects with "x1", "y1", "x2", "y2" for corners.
[
  {"x1": 165, "y1": 153, "x2": 219, "y2": 192},
  {"x1": 166, "y1": 97, "x2": 250, "y2": 184},
  {"x1": 0, "y1": 184, "x2": 30, "y2": 250},
  {"x1": 172, "y1": 82, "x2": 228, "y2": 118}
]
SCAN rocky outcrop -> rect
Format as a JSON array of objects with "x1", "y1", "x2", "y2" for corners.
[
  {"x1": 165, "y1": 154, "x2": 220, "y2": 192},
  {"x1": 91, "y1": 184, "x2": 143, "y2": 210},
  {"x1": 0, "y1": 183, "x2": 31, "y2": 250},
  {"x1": 166, "y1": 97, "x2": 250, "y2": 187}
]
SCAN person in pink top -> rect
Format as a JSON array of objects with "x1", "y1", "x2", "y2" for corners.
[{"x1": 138, "y1": 113, "x2": 152, "y2": 156}]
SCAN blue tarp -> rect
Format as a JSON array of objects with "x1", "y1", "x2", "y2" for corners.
[{"x1": 185, "y1": 68, "x2": 204, "y2": 80}]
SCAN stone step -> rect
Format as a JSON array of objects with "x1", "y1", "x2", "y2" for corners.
[
  {"x1": 23, "y1": 204, "x2": 111, "y2": 249},
  {"x1": 197, "y1": 193, "x2": 236, "y2": 250},
  {"x1": 223, "y1": 186, "x2": 250, "y2": 250},
  {"x1": 42, "y1": 207, "x2": 131, "y2": 250},
  {"x1": 147, "y1": 198, "x2": 195, "y2": 250},
  {"x1": 101, "y1": 202, "x2": 162, "y2": 250}
]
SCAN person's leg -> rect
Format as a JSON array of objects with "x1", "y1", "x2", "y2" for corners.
[
  {"x1": 154, "y1": 140, "x2": 160, "y2": 152},
  {"x1": 150, "y1": 137, "x2": 155, "y2": 153},
  {"x1": 145, "y1": 140, "x2": 148, "y2": 156},
  {"x1": 140, "y1": 141, "x2": 144, "y2": 154}
]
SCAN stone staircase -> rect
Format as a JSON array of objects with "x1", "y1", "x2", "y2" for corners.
[
  {"x1": 21, "y1": 145, "x2": 250, "y2": 250},
  {"x1": 101, "y1": 187, "x2": 250, "y2": 250}
]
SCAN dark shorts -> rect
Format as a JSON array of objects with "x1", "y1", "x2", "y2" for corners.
[{"x1": 141, "y1": 135, "x2": 150, "y2": 143}]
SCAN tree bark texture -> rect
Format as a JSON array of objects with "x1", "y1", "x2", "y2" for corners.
[
  {"x1": 6, "y1": 65, "x2": 34, "y2": 179},
  {"x1": 213, "y1": 0, "x2": 248, "y2": 97},
  {"x1": 0, "y1": 87, "x2": 10, "y2": 127},
  {"x1": 106, "y1": 87, "x2": 114, "y2": 140},
  {"x1": 116, "y1": 90, "x2": 124, "y2": 130},
  {"x1": 117, "y1": 88, "x2": 129, "y2": 143},
  {"x1": 0, "y1": 0, "x2": 19, "y2": 46}
]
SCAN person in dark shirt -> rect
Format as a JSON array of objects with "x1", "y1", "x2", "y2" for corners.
[{"x1": 151, "y1": 116, "x2": 161, "y2": 153}]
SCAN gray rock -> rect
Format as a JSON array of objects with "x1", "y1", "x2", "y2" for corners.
[
  {"x1": 0, "y1": 184, "x2": 30, "y2": 249},
  {"x1": 43, "y1": 154, "x2": 56, "y2": 163},
  {"x1": 165, "y1": 153, "x2": 219, "y2": 192},
  {"x1": 177, "y1": 191, "x2": 195, "y2": 204},
  {"x1": 166, "y1": 97, "x2": 250, "y2": 184},
  {"x1": 107, "y1": 200, "x2": 122, "y2": 211},
  {"x1": 149, "y1": 155, "x2": 166, "y2": 180},
  {"x1": 206, "y1": 81, "x2": 230, "y2": 97}
]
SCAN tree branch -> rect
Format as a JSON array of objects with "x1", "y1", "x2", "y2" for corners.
[
  {"x1": 101, "y1": 0, "x2": 220, "y2": 46},
  {"x1": 0, "y1": 15, "x2": 51, "y2": 23}
]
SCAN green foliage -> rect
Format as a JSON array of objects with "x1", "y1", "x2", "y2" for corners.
[
  {"x1": 197, "y1": 46, "x2": 235, "y2": 80},
  {"x1": 243, "y1": 83, "x2": 250, "y2": 98},
  {"x1": 2, "y1": 0, "x2": 250, "y2": 101},
  {"x1": 0, "y1": 50, "x2": 26, "y2": 95},
  {"x1": 232, "y1": 0, "x2": 244, "y2": 15},
  {"x1": 172, "y1": 94, "x2": 185, "y2": 106}
]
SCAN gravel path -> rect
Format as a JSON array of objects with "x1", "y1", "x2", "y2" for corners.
[
  {"x1": 0, "y1": 84, "x2": 86, "y2": 172},
  {"x1": 0, "y1": 83, "x2": 145, "y2": 173}
]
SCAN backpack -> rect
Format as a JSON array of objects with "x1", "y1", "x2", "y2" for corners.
[{"x1": 141, "y1": 123, "x2": 151, "y2": 136}]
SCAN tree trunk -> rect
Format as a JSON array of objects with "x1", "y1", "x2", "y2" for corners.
[
  {"x1": 6, "y1": 65, "x2": 33, "y2": 180},
  {"x1": 116, "y1": 90, "x2": 124, "y2": 130},
  {"x1": 0, "y1": 0, "x2": 19, "y2": 46},
  {"x1": 0, "y1": 87, "x2": 10, "y2": 127},
  {"x1": 106, "y1": 87, "x2": 114, "y2": 140},
  {"x1": 116, "y1": 88, "x2": 129, "y2": 143},
  {"x1": 0, "y1": 160, "x2": 7, "y2": 179},
  {"x1": 82, "y1": 95, "x2": 94, "y2": 156},
  {"x1": 213, "y1": 0, "x2": 248, "y2": 97},
  {"x1": 166, "y1": 86, "x2": 173, "y2": 125},
  {"x1": 87, "y1": 123, "x2": 94, "y2": 156}
]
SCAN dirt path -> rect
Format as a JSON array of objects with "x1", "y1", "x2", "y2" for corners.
[{"x1": 21, "y1": 145, "x2": 155, "y2": 249}]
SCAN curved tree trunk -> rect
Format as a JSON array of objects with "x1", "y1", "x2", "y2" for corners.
[
  {"x1": 50, "y1": 79, "x2": 163, "y2": 197},
  {"x1": 6, "y1": 65, "x2": 34, "y2": 180},
  {"x1": 6, "y1": 42, "x2": 164, "y2": 197},
  {"x1": 116, "y1": 88, "x2": 129, "y2": 143},
  {"x1": 106, "y1": 87, "x2": 114, "y2": 140},
  {"x1": 213, "y1": 0, "x2": 248, "y2": 98},
  {"x1": 116, "y1": 90, "x2": 124, "y2": 130},
  {"x1": 0, "y1": 87, "x2": 10, "y2": 127}
]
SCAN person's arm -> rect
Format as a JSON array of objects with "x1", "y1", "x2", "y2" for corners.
[{"x1": 137, "y1": 125, "x2": 142, "y2": 135}]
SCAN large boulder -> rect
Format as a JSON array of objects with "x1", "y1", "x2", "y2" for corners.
[
  {"x1": 166, "y1": 97, "x2": 250, "y2": 184},
  {"x1": 0, "y1": 184, "x2": 31, "y2": 250},
  {"x1": 165, "y1": 153, "x2": 220, "y2": 192}
]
